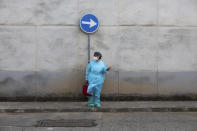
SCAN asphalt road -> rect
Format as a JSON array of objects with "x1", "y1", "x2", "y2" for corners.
[{"x1": 0, "y1": 112, "x2": 197, "y2": 131}]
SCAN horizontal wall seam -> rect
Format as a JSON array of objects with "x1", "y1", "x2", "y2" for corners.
[{"x1": 0, "y1": 25, "x2": 197, "y2": 27}]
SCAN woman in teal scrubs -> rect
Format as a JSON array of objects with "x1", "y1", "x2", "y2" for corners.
[{"x1": 85, "y1": 52, "x2": 111, "y2": 107}]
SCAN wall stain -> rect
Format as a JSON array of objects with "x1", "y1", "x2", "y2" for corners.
[
  {"x1": 123, "y1": 76, "x2": 151, "y2": 84},
  {"x1": 22, "y1": 74, "x2": 36, "y2": 83},
  {"x1": 0, "y1": 77, "x2": 15, "y2": 86},
  {"x1": 158, "y1": 75, "x2": 175, "y2": 82}
]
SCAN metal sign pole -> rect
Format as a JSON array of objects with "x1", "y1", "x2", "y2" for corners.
[
  {"x1": 88, "y1": 34, "x2": 90, "y2": 63},
  {"x1": 80, "y1": 14, "x2": 99, "y2": 63}
]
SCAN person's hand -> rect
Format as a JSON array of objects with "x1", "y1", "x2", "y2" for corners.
[{"x1": 107, "y1": 67, "x2": 111, "y2": 71}]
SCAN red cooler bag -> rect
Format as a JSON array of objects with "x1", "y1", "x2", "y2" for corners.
[{"x1": 82, "y1": 83, "x2": 92, "y2": 96}]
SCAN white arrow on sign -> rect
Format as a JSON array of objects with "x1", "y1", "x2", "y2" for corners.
[{"x1": 82, "y1": 19, "x2": 97, "y2": 28}]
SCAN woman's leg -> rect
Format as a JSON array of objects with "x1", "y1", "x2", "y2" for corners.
[
  {"x1": 88, "y1": 86, "x2": 95, "y2": 104},
  {"x1": 88, "y1": 95, "x2": 94, "y2": 104},
  {"x1": 94, "y1": 84, "x2": 102, "y2": 106}
]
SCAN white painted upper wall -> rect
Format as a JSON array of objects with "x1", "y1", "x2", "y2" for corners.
[
  {"x1": 0, "y1": 0, "x2": 197, "y2": 26},
  {"x1": 0, "y1": 0, "x2": 197, "y2": 72}
]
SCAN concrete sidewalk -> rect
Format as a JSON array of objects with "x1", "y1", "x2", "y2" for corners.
[
  {"x1": 2, "y1": 112, "x2": 197, "y2": 131},
  {"x1": 0, "y1": 101, "x2": 197, "y2": 113}
]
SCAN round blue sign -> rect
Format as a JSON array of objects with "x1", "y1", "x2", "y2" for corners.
[{"x1": 80, "y1": 14, "x2": 99, "y2": 33}]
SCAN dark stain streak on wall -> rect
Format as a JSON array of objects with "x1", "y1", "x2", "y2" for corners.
[{"x1": 123, "y1": 76, "x2": 151, "y2": 84}]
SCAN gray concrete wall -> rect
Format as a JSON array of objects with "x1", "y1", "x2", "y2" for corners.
[{"x1": 0, "y1": 0, "x2": 197, "y2": 99}]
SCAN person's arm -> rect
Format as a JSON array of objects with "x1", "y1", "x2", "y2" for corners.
[
  {"x1": 103, "y1": 64, "x2": 111, "y2": 74},
  {"x1": 107, "y1": 67, "x2": 111, "y2": 71}
]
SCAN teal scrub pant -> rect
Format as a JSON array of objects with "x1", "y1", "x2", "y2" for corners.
[{"x1": 88, "y1": 84, "x2": 102, "y2": 105}]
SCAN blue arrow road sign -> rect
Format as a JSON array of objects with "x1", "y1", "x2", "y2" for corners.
[{"x1": 80, "y1": 14, "x2": 99, "y2": 33}]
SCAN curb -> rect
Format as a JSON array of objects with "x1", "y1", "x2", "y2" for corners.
[{"x1": 1, "y1": 107, "x2": 197, "y2": 113}]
